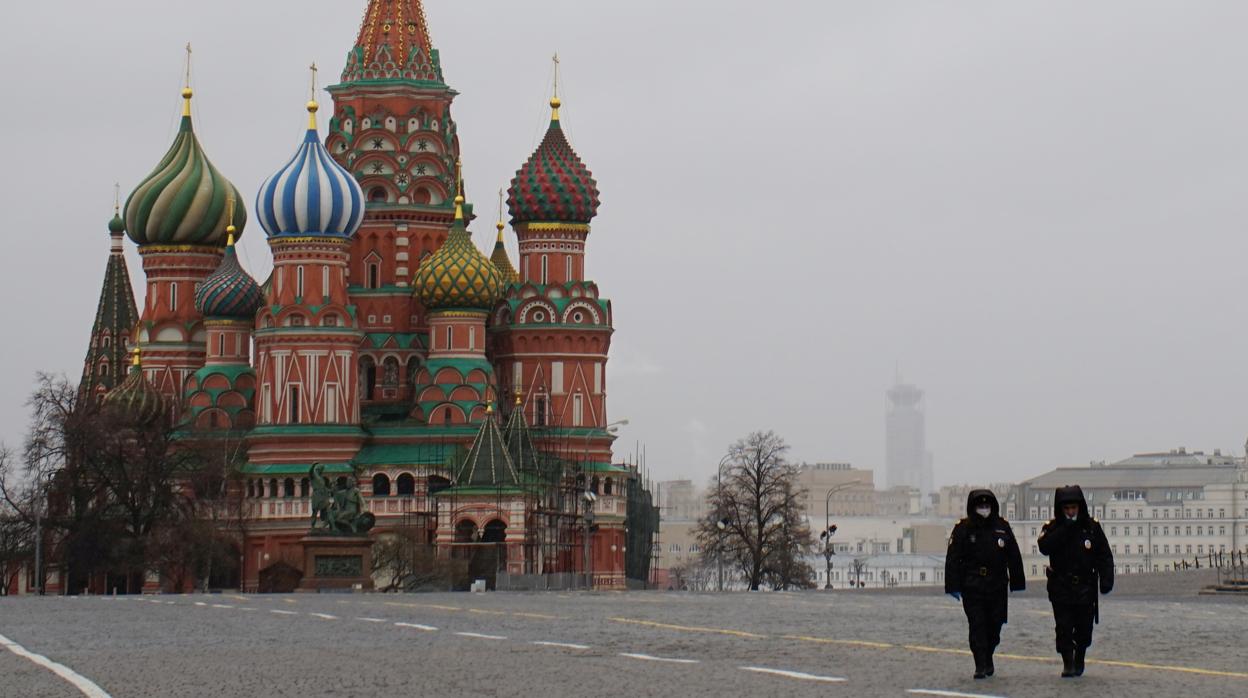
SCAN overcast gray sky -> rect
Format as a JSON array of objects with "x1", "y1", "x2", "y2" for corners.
[{"x1": 3, "y1": 1, "x2": 1248, "y2": 489}]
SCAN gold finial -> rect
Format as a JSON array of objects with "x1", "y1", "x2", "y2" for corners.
[
  {"x1": 486, "y1": 402, "x2": 494, "y2": 415},
  {"x1": 182, "y1": 43, "x2": 194, "y2": 117},
  {"x1": 131, "y1": 346, "x2": 142, "y2": 368},
  {"x1": 113, "y1": 182, "x2": 121, "y2": 215},
  {"x1": 307, "y1": 62, "x2": 320, "y2": 129},
  {"x1": 225, "y1": 193, "x2": 237, "y2": 240},
  {"x1": 550, "y1": 52, "x2": 562, "y2": 121},
  {"x1": 453, "y1": 160, "x2": 465, "y2": 221},
  {"x1": 514, "y1": 390, "x2": 523, "y2": 407}
]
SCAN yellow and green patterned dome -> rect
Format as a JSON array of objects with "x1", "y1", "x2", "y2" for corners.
[
  {"x1": 414, "y1": 197, "x2": 503, "y2": 311},
  {"x1": 104, "y1": 349, "x2": 167, "y2": 425}
]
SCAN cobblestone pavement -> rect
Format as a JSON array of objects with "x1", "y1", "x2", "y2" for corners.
[{"x1": 1, "y1": 589, "x2": 1246, "y2": 697}]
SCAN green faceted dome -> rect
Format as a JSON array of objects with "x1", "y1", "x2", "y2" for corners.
[
  {"x1": 105, "y1": 351, "x2": 168, "y2": 425},
  {"x1": 414, "y1": 201, "x2": 503, "y2": 311},
  {"x1": 108, "y1": 212, "x2": 125, "y2": 234},
  {"x1": 124, "y1": 91, "x2": 246, "y2": 247}
]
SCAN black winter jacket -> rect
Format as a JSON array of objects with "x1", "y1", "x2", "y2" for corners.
[
  {"x1": 945, "y1": 490, "x2": 1026, "y2": 596},
  {"x1": 1038, "y1": 485, "x2": 1114, "y2": 604}
]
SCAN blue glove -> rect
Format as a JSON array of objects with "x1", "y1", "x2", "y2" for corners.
[{"x1": 948, "y1": 592, "x2": 961, "y2": 601}]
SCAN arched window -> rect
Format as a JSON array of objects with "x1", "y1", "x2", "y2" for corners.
[
  {"x1": 566, "y1": 256, "x2": 572, "y2": 281},
  {"x1": 373, "y1": 473, "x2": 392, "y2": 496},
  {"x1": 359, "y1": 357, "x2": 377, "y2": 401},
  {"x1": 396, "y1": 473, "x2": 416, "y2": 496},
  {"x1": 482, "y1": 520, "x2": 507, "y2": 543},
  {"x1": 541, "y1": 255, "x2": 549, "y2": 284},
  {"x1": 455, "y1": 520, "x2": 477, "y2": 543},
  {"x1": 591, "y1": 476, "x2": 600, "y2": 494},
  {"x1": 367, "y1": 262, "x2": 380, "y2": 289},
  {"x1": 268, "y1": 478, "x2": 278, "y2": 499},
  {"x1": 383, "y1": 357, "x2": 400, "y2": 388},
  {"x1": 283, "y1": 478, "x2": 295, "y2": 498},
  {"x1": 321, "y1": 266, "x2": 329, "y2": 299},
  {"x1": 604, "y1": 478, "x2": 613, "y2": 496},
  {"x1": 170, "y1": 282, "x2": 178, "y2": 310},
  {"x1": 247, "y1": 480, "x2": 255, "y2": 498},
  {"x1": 296, "y1": 266, "x2": 305, "y2": 297},
  {"x1": 369, "y1": 187, "x2": 387, "y2": 203},
  {"x1": 300, "y1": 478, "x2": 310, "y2": 497},
  {"x1": 443, "y1": 408, "x2": 452, "y2": 425}
]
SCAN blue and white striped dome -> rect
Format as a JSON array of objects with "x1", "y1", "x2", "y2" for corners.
[{"x1": 256, "y1": 113, "x2": 365, "y2": 238}]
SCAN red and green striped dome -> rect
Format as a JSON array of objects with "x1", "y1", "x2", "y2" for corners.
[
  {"x1": 195, "y1": 239, "x2": 264, "y2": 319},
  {"x1": 508, "y1": 108, "x2": 600, "y2": 225}
]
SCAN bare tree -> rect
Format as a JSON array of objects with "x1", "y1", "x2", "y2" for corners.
[
  {"x1": 373, "y1": 521, "x2": 458, "y2": 592},
  {"x1": 696, "y1": 431, "x2": 814, "y2": 591}
]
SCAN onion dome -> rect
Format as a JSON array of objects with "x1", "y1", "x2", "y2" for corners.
[
  {"x1": 256, "y1": 101, "x2": 365, "y2": 238},
  {"x1": 195, "y1": 231, "x2": 264, "y2": 319},
  {"x1": 414, "y1": 195, "x2": 504, "y2": 311},
  {"x1": 105, "y1": 349, "x2": 167, "y2": 425},
  {"x1": 125, "y1": 88, "x2": 247, "y2": 247},
  {"x1": 108, "y1": 212, "x2": 125, "y2": 235},
  {"x1": 508, "y1": 96, "x2": 600, "y2": 225},
  {"x1": 490, "y1": 220, "x2": 519, "y2": 285}
]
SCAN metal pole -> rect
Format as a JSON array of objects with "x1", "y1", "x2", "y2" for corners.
[
  {"x1": 716, "y1": 454, "x2": 731, "y2": 592},
  {"x1": 824, "y1": 489, "x2": 833, "y2": 590},
  {"x1": 34, "y1": 505, "x2": 43, "y2": 596}
]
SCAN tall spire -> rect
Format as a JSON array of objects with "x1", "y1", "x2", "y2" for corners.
[
  {"x1": 490, "y1": 188, "x2": 519, "y2": 284},
  {"x1": 81, "y1": 203, "x2": 140, "y2": 402},
  {"x1": 341, "y1": 0, "x2": 443, "y2": 85}
]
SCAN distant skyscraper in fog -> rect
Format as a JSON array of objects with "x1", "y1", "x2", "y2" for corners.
[{"x1": 886, "y1": 378, "x2": 933, "y2": 497}]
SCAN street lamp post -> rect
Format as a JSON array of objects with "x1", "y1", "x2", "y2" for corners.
[
  {"x1": 819, "y1": 481, "x2": 861, "y2": 590},
  {"x1": 715, "y1": 454, "x2": 733, "y2": 592},
  {"x1": 583, "y1": 490, "x2": 597, "y2": 589}
]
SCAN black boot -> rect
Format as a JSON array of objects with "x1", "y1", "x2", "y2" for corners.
[
  {"x1": 984, "y1": 649, "x2": 995, "y2": 677},
  {"x1": 1074, "y1": 647, "x2": 1086, "y2": 677},
  {"x1": 1061, "y1": 650, "x2": 1075, "y2": 678},
  {"x1": 972, "y1": 649, "x2": 987, "y2": 680}
]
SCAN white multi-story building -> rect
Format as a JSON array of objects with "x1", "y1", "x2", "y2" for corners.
[{"x1": 1007, "y1": 449, "x2": 1248, "y2": 579}]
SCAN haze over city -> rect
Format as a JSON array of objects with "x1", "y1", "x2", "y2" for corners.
[{"x1": 5, "y1": 0, "x2": 1248, "y2": 487}]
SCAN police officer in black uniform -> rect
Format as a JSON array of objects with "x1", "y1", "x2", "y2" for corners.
[
  {"x1": 945, "y1": 490, "x2": 1026, "y2": 679},
  {"x1": 1038, "y1": 485, "x2": 1114, "y2": 678}
]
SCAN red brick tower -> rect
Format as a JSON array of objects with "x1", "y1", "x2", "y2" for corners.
[
  {"x1": 497, "y1": 92, "x2": 613, "y2": 451},
  {"x1": 326, "y1": 0, "x2": 462, "y2": 408},
  {"x1": 249, "y1": 96, "x2": 369, "y2": 465},
  {"x1": 123, "y1": 81, "x2": 246, "y2": 410}
]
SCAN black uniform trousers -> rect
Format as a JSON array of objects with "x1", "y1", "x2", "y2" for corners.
[
  {"x1": 1051, "y1": 601, "x2": 1095, "y2": 652},
  {"x1": 962, "y1": 590, "x2": 1007, "y2": 654}
]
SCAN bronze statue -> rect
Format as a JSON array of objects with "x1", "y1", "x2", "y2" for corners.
[{"x1": 308, "y1": 463, "x2": 376, "y2": 535}]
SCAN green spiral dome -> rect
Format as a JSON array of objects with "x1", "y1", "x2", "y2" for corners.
[{"x1": 124, "y1": 100, "x2": 246, "y2": 247}]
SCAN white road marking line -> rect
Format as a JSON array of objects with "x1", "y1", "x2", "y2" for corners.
[
  {"x1": 147, "y1": 599, "x2": 162, "y2": 604},
  {"x1": 194, "y1": 602, "x2": 207, "y2": 607},
  {"x1": 531, "y1": 641, "x2": 592, "y2": 650},
  {"x1": 619, "y1": 653, "x2": 700, "y2": 664},
  {"x1": 0, "y1": 632, "x2": 112, "y2": 698},
  {"x1": 357, "y1": 617, "x2": 388, "y2": 623},
  {"x1": 211, "y1": 604, "x2": 234, "y2": 609},
  {"x1": 270, "y1": 610, "x2": 299, "y2": 616},
  {"x1": 309, "y1": 613, "x2": 338, "y2": 620},
  {"x1": 741, "y1": 667, "x2": 846, "y2": 683},
  {"x1": 907, "y1": 690, "x2": 1006, "y2": 698},
  {"x1": 238, "y1": 608, "x2": 258, "y2": 612},
  {"x1": 395, "y1": 622, "x2": 438, "y2": 631},
  {"x1": 455, "y1": 632, "x2": 507, "y2": 640},
  {"x1": 163, "y1": 601, "x2": 175, "y2": 605}
]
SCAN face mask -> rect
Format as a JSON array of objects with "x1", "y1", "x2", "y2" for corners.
[{"x1": 975, "y1": 506, "x2": 991, "y2": 518}]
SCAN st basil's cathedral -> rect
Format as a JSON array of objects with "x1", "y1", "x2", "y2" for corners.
[{"x1": 78, "y1": 0, "x2": 655, "y2": 592}]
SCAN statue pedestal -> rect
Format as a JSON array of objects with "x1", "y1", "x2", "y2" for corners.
[{"x1": 297, "y1": 535, "x2": 375, "y2": 592}]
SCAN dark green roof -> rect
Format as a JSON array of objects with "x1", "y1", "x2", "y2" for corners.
[
  {"x1": 455, "y1": 416, "x2": 519, "y2": 488},
  {"x1": 241, "y1": 462, "x2": 353, "y2": 476}
]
